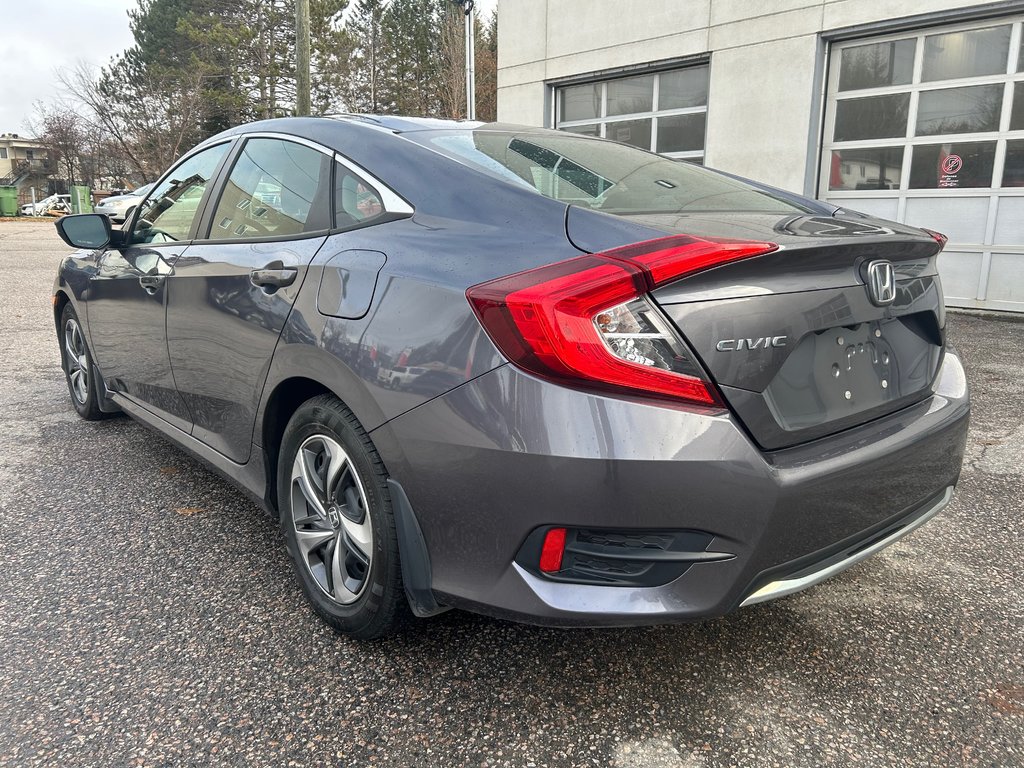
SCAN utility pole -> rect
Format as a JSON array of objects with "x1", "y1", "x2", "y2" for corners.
[
  {"x1": 296, "y1": 0, "x2": 311, "y2": 116},
  {"x1": 452, "y1": 0, "x2": 476, "y2": 120}
]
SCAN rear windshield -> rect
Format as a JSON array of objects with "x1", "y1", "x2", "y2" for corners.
[{"x1": 420, "y1": 129, "x2": 809, "y2": 215}]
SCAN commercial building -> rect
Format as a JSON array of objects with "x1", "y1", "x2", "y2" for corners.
[{"x1": 497, "y1": 0, "x2": 1024, "y2": 312}]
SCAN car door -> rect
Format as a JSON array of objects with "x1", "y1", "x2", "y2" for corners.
[
  {"x1": 85, "y1": 141, "x2": 233, "y2": 431},
  {"x1": 164, "y1": 135, "x2": 334, "y2": 463}
]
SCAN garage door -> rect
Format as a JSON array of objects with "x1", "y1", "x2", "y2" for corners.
[{"x1": 821, "y1": 17, "x2": 1024, "y2": 312}]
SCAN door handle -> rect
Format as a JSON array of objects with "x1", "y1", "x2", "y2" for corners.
[
  {"x1": 250, "y1": 262, "x2": 298, "y2": 289},
  {"x1": 139, "y1": 273, "x2": 165, "y2": 295}
]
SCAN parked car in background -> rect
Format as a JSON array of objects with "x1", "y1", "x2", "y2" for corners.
[
  {"x1": 21, "y1": 194, "x2": 71, "y2": 217},
  {"x1": 381, "y1": 365, "x2": 427, "y2": 389},
  {"x1": 94, "y1": 183, "x2": 155, "y2": 223},
  {"x1": 50, "y1": 116, "x2": 970, "y2": 639}
]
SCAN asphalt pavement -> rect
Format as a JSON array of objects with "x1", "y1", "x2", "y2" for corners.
[{"x1": 0, "y1": 220, "x2": 1021, "y2": 767}]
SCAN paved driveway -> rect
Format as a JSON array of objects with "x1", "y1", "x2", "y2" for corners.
[{"x1": 0, "y1": 220, "x2": 1021, "y2": 767}]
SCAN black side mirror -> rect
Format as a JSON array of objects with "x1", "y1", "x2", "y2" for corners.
[{"x1": 55, "y1": 214, "x2": 113, "y2": 250}]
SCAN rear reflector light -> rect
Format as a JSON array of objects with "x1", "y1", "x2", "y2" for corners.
[
  {"x1": 539, "y1": 527, "x2": 567, "y2": 573},
  {"x1": 467, "y1": 235, "x2": 777, "y2": 406}
]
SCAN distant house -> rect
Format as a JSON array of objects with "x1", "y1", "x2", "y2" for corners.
[{"x1": 0, "y1": 133, "x2": 52, "y2": 194}]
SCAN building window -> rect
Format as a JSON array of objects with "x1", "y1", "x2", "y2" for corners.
[
  {"x1": 554, "y1": 65, "x2": 709, "y2": 163},
  {"x1": 0, "y1": 148, "x2": 7, "y2": 159}
]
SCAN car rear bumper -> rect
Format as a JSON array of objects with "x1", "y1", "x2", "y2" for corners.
[{"x1": 372, "y1": 349, "x2": 970, "y2": 627}]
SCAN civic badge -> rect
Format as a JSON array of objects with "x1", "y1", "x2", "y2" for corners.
[{"x1": 865, "y1": 259, "x2": 896, "y2": 306}]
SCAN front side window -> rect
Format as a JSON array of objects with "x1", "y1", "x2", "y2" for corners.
[
  {"x1": 131, "y1": 143, "x2": 229, "y2": 244},
  {"x1": 210, "y1": 138, "x2": 330, "y2": 240}
]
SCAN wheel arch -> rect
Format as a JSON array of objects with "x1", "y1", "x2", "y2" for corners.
[
  {"x1": 53, "y1": 289, "x2": 72, "y2": 335},
  {"x1": 259, "y1": 376, "x2": 334, "y2": 516},
  {"x1": 260, "y1": 374, "x2": 443, "y2": 618}
]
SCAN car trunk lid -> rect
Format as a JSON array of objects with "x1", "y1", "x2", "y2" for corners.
[{"x1": 566, "y1": 206, "x2": 946, "y2": 450}]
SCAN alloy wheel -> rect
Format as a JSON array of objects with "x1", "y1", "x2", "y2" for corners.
[
  {"x1": 64, "y1": 318, "x2": 89, "y2": 404},
  {"x1": 290, "y1": 434, "x2": 373, "y2": 605}
]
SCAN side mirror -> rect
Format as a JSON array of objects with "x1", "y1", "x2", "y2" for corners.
[{"x1": 55, "y1": 214, "x2": 114, "y2": 250}]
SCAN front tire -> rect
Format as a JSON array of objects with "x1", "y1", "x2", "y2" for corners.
[
  {"x1": 278, "y1": 395, "x2": 408, "y2": 639},
  {"x1": 60, "y1": 304, "x2": 105, "y2": 421}
]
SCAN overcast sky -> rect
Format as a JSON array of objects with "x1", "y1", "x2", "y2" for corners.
[
  {"x1": 0, "y1": 1, "x2": 137, "y2": 132},
  {"x1": 0, "y1": 0, "x2": 498, "y2": 135}
]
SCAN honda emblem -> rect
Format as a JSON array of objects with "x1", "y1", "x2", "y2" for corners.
[{"x1": 865, "y1": 260, "x2": 896, "y2": 306}]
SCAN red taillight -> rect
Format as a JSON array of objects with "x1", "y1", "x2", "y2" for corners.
[
  {"x1": 922, "y1": 228, "x2": 948, "y2": 249},
  {"x1": 539, "y1": 527, "x2": 567, "y2": 573},
  {"x1": 467, "y1": 235, "x2": 777, "y2": 406}
]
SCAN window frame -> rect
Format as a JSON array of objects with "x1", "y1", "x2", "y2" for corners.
[
  {"x1": 191, "y1": 132, "x2": 414, "y2": 245},
  {"x1": 552, "y1": 63, "x2": 710, "y2": 163},
  {"x1": 201, "y1": 136, "x2": 334, "y2": 244}
]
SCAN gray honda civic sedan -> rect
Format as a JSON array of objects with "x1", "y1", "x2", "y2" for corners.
[{"x1": 52, "y1": 116, "x2": 970, "y2": 638}]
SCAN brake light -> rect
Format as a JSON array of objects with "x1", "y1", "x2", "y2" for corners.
[
  {"x1": 922, "y1": 228, "x2": 948, "y2": 249},
  {"x1": 467, "y1": 235, "x2": 777, "y2": 406}
]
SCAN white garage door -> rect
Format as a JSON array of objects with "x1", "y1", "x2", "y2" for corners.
[{"x1": 821, "y1": 17, "x2": 1024, "y2": 312}]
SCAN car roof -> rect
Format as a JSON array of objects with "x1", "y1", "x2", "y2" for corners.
[
  {"x1": 203, "y1": 115, "x2": 560, "y2": 148},
  {"x1": 326, "y1": 114, "x2": 485, "y2": 133}
]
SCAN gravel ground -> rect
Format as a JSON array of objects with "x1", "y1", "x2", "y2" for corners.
[{"x1": 0, "y1": 220, "x2": 1021, "y2": 767}]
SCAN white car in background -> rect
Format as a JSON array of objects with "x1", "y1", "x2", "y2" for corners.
[
  {"x1": 94, "y1": 183, "x2": 154, "y2": 224},
  {"x1": 20, "y1": 194, "x2": 71, "y2": 217}
]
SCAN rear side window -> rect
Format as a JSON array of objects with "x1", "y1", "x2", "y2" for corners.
[
  {"x1": 210, "y1": 138, "x2": 331, "y2": 240},
  {"x1": 334, "y1": 160, "x2": 386, "y2": 229}
]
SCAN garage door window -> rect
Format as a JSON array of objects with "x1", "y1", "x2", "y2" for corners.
[
  {"x1": 821, "y1": 17, "x2": 1024, "y2": 312},
  {"x1": 824, "y1": 22, "x2": 1022, "y2": 193},
  {"x1": 554, "y1": 65, "x2": 709, "y2": 163}
]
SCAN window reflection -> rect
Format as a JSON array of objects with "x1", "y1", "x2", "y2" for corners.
[
  {"x1": 834, "y1": 93, "x2": 910, "y2": 141},
  {"x1": 559, "y1": 83, "x2": 601, "y2": 122},
  {"x1": 211, "y1": 138, "x2": 328, "y2": 240},
  {"x1": 916, "y1": 84, "x2": 1002, "y2": 136},
  {"x1": 606, "y1": 75, "x2": 654, "y2": 116},
  {"x1": 606, "y1": 118, "x2": 652, "y2": 149},
  {"x1": 1010, "y1": 83, "x2": 1024, "y2": 130},
  {"x1": 657, "y1": 113, "x2": 705, "y2": 153},
  {"x1": 555, "y1": 65, "x2": 709, "y2": 160},
  {"x1": 1002, "y1": 140, "x2": 1024, "y2": 187},
  {"x1": 839, "y1": 39, "x2": 915, "y2": 91},
  {"x1": 658, "y1": 66, "x2": 709, "y2": 109},
  {"x1": 829, "y1": 148, "x2": 904, "y2": 190},
  {"x1": 922, "y1": 26, "x2": 1011, "y2": 81},
  {"x1": 131, "y1": 143, "x2": 228, "y2": 244}
]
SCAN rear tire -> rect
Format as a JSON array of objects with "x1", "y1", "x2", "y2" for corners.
[
  {"x1": 278, "y1": 394, "x2": 409, "y2": 639},
  {"x1": 60, "y1": 304, "x2": 106, "y2": 421}
]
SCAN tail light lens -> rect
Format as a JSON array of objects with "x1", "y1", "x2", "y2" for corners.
[
  {"x1": 922, "y1": 228, "x2": 948, "y2": 249},
  {"x1": 467, "y1": 235, "x2": 777, "y2": 406}
]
